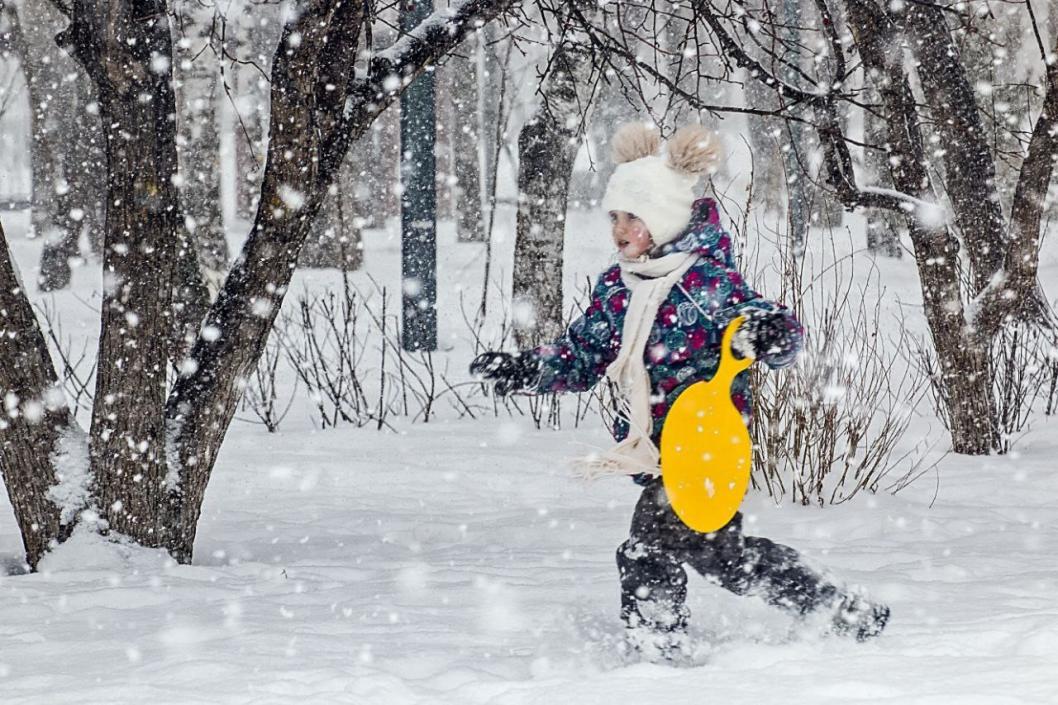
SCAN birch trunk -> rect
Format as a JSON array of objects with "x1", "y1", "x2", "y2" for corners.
[
  {"x1": 512, "y1": 21, "x2": 596, "y2": 348},
  {"x1": 175, "y1": 12, "x2": 229, "y2": 273}
]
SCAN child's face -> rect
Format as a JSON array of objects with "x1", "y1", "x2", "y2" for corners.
[{"x1": 609, "y1": 211, "x2": 654, "y2": 259}]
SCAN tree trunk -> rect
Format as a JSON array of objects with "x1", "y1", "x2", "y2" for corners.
[
  {"x1": 69, "y1": 77, "x2": 107, "y2": 257},
  {"x1": 897, "y1": 3, "x2": 1006, "y2": 293},
  {"x1": 862, "y1": 81, "x2": 903, "y2": 258},
  {"x1": 477, "y1": 23, "x2": 504, "y2": 234},
  {"x1": 61, "y1": 0, "x2": 183, "y2": 544},
  {"x1": 87, "y1": 84, "x2": 180, "y2": 542},
  {"x1": 803, "y1": 0, "x2": 845, "y2": 232},
  {"x1": 446, "y1": 46, "x2": 485, "y2": 242},
  {"x1": 232, "y1": 2, "x2": 281, "y2": 224},
  {"x1": 744, "y1": 77, "x2": 784, "y2": 215},
  {"x1": 845, "y1": 0, "x2": 996, "y2": 453},
  {"x1": 168, "y1": 8, "x2": 227, "y2": 359},
  {"x1": 0, "y1": 220, "x2": 82, "y2": 568},
  {"x1": 512, "y1": 23, "x2": 596, "y2": 348},
  {"x1": 356, "y1": 114, "x2": 400, "y2": 228},
  {"x1": 569, "y1": 79, "x2": 636, "y2": 209},
  {"x1": 298, "y1": 159, "x2": 365, "y2": 271},
  {"x1": 10, "y1": 0, "x2": 82, "y2": 291},
  {"x1": 778, "y1": 0, "x2": 811, "y2": 255},
  {"x1": 175, "y1": 11, "x2": 228, "y2": 273},
  {"x1": 436, "y1": 62, "x2": 455, "y2": 225}
]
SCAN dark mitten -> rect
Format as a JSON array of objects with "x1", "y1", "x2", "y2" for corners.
[
  {"x1": 734, "y1": 310, "x2": 800, "y2": 361},
  {"x1": 469, "y1": 351, "x2": 541, "y2": 396}
]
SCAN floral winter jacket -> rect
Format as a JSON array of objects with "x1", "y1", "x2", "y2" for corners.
[{"x1": 529, "y1": 198, "x2": 803, "y2": 446}]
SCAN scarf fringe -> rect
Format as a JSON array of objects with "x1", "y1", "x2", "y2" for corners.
[{"x1": 569, "y1": 438, "x2": 662, "y2": 481}]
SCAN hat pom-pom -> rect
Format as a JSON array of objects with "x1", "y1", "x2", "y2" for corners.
[
  {"x1": 667, "y1": 125, "x2": 722, "y2": 176},
  {"x1": 612, "y1": 123, "x2": 660, "y2": 164}
]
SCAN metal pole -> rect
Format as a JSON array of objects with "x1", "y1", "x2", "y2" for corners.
[{"x1": 400, "y1": 0, "x2": 437, "y2": 352}]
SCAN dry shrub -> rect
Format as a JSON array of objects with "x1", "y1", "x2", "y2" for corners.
[{"x1": 750, "y1": 278, "x2": 930, "y2": 505}]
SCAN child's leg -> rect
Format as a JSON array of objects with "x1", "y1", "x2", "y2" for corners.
[
  {"x1": 618, "y1": 479, "x2": 888, "y2": 640},
  {"x1": 616, "y1": 479, "x2": 740, "y2": 632},
  {"x1": 616, "y1": 540, "x2": 689, "y2": 632},
  {"x1": 685, "y1": 513, "x2": 890, "y2": 639},
  {"x1": 704, "y1": 534, "x2": 840, "y2": 614}
]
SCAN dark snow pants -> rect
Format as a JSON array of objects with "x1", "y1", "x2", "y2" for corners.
[{"x1": 617, "y1": 478, "x2": 839, "y2": 632}]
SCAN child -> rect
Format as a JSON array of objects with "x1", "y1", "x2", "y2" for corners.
[{"x1": 470, "y1": 123, "x2": 889, "y2": 659}]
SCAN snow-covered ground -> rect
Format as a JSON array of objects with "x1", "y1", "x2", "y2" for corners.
[{"x1": 1, "y1": 206, "x2": 1057, "y2": 704}]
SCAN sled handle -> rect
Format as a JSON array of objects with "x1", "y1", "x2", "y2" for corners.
[{"x1": 716, "y1": 316, "x2": 753, "y2": 383}]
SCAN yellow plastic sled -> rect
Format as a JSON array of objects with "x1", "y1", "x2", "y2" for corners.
[{"x1": 659, "y1": 316, "x2": 753, "y2": 534}]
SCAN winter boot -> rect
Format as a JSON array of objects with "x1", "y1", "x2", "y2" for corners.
[
  {"x1": 623, "y1": 622, "x2": 694, "y2": 664},
  {"x1": 831, "y1": 593, "x2": 890, "y2": 641},
  {"x1": 620, "y1": 587, "x2": 693, "y2": 664}
]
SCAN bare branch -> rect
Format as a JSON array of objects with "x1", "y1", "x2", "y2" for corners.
[
  {"x1": 691, "y1": 0, "x2": 828, "y2": 107},
  {"x1": 811, "y1": 0, "x2": 846, "y2": 82}
]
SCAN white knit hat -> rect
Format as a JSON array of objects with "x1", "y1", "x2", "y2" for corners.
[{"x1": 601, "y1": 123, "x2": 723, "y2": 247}]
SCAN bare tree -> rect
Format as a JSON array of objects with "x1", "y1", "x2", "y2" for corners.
[
  {"x1": 0, "y1": 0, "x2": 515, "y2": 568},
  {"x1": 844, "y1": 0, "x2": 1056, "y2": 452}
]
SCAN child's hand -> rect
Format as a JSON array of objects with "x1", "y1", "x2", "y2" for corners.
[
  {"x1": 733, "y1": 310, "x2": 796, "y2": 360},
  {"x1": 469, "y1": 352, "x2": 541, "y2": 396}
]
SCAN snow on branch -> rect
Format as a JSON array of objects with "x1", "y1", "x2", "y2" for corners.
[
  {"x1": 369, "y1": 0, "x2": 512, "y2": 85},
  {"x1": 332, "y1": 0, "x2": 513, "y2": 154},
  {"x1": 859, "y1": 186, "x2": 948, "y2": 225}
]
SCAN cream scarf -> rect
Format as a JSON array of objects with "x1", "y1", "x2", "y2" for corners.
[{"x1": 575, "y1": 251, "x2": 700, "y2": 479}]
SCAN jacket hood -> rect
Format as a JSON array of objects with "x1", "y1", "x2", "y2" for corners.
[{"x1": 653, "y1": 198, "x2": 734, "y2": 268}]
